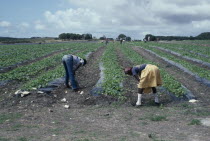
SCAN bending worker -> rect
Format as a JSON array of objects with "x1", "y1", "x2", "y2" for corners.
[
  {"x1": 62, "y1": 54, "x2": 87, "y2": 92},
  {"x1": 124, "y1": 64, "x2": 162, "y2": 106}
]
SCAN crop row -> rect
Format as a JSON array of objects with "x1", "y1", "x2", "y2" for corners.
[
  {"x1": 0, "y1": 43, "x2": 99, "y2": 82},
  {"x1": 100, "y1": 43, "x2": 125, "y2": 99},
  {"x1": 137, "y1": 43, "x2": 210, "y2": 82},
  {"x1": 175, "y1": 40, "x2": 210, "y2": 46},
  {"x1": 146, "y1": 42, "x2": 210, "y2": 58},
  {"x1": 21, "y1": 43, "x2": 100, "y2": 90},
  {"x1": 148, "y1": 46, "x2": 210, "y2": 69},
  {"x1": 119, "y1": 43, "x2": 186, "y2": 97},
  {"x1": 142, "y1": 42, "x2": 210, "y2": 63},
  {"x1": 0, "y1": 43, "x2": 87, "y2": 67}
]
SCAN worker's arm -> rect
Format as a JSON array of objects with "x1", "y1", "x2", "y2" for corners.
[{"x1": 133, "y1": 75, "x2": 140, "y2": 81}]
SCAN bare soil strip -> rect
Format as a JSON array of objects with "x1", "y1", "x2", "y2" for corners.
[
  {"x1": 0, "y1": 48, "x2": 70, "y2": 73},
  {"x1": 132, "y1": 46, "x2": 210, "y2": 106}
]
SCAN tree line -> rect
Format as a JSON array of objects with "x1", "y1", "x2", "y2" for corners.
[
  {"x1": 145, "y1": 32, "x2": 210, "y2": 41},
  {"x1": 58, "y1": 33, "x2": 93, "y2": 40}
]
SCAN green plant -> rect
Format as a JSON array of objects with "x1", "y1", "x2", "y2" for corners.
[
  {"x1": 150, "y1": 115, "x2": 167, "y2": 121},
  {"x1": 0, "y1": 113, "x2": 22, "y2": 124},
  {"x1": 188, "y1": 119, "x2": 201, "y2": 125}
]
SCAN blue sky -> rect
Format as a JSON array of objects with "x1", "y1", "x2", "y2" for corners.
[{"x1": 1, "y1": 0, "x2": 210, "y2": 39}]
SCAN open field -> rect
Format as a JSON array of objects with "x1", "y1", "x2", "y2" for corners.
[{"x1": 0, "y1": 41, "x2": 210, "y2": 141}]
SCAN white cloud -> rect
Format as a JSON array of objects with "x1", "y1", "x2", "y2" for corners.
[
  {"x1": 20, "y1": 22, "x2": 30, "y2": 28},
  {"x1": 34, "y1": 21, "x2": 46, "y2": 30},
  {"x1": 44, "y1": 8, "x2": 101, "y2": 31},
  {"x1": 192, "y1": 20, "x2": 210, "y2": 29},
  {"x1": 0, "y1": 21, "x2": 11, "y2": 27},
  {"x1": 2, "y1": 0, "x2": 210, "y2": 39}
]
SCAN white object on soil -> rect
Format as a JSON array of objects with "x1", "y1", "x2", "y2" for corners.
[
  {"x1": 37, "y1": 91, "x2": 44, "y2": 94},
  {"x1": 64, "y1": 105, "x2": 70, "y2": 109},
  {"x1": 15, "y1": 90, "x2": 30, "y2": 97},
  {"x1": 61, "y1": 98, "x2": 67, "y2": 102},
  {"x1": 189, "y1": 99, "x2": 198, "y2": 103},
  {"x1": 201, "y1": 118, "x2": 210, "y2": 127}
]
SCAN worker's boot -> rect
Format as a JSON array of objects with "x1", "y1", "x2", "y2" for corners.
[
  {"x1": 154, "y1": 93, "x2": 160, "y2": 106},
  {"x1": 136, "y1": 94, "x2": 142, "y2": 106}
]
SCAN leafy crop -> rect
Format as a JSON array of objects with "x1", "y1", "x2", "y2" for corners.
[
  {"x1": 101, "y1": 43, "x2": 125, "y2": 99},
  {"x1": 119, "y1": 43, "x2": 185, "y2": 97}
]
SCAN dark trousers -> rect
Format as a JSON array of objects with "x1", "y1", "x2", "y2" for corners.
[{"x1": 62, "y1": 55, "x2": 77, "y2": 89}]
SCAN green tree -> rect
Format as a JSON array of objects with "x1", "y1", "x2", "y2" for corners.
[
  {"x1": 58, "y1": 33, "x2": 67, "y2": 40},
  {"x1": 126, "y1": 36, "x2": 131, "y2": 41},
  {"x1": 118, "y1": 34, "x2": 126, "y2": 40},
  {"x1": 145, "y1": 34, "x2": 156, "y2": 41}
]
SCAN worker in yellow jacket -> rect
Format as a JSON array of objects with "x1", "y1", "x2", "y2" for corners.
[{"x1": 124, "y1": 64, "x2": 162, "y2": 106}]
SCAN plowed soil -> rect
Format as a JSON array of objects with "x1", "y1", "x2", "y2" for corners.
[{"x1": 0, "y1": 44, "x2": 210, "y2": 141}]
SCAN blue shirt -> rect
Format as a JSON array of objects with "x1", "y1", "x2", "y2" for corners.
[{"x1": 132, "y1": 64, "x2": 147, "y2": 76}]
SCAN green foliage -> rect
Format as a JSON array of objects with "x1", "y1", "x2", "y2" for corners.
[
  {"x1": 58, "y1": 33, "x2": 92, "y2": 40},
  {"x1": 145, "y1": 34, "x2": 156, "y2": 41},
  {"x1": 101, "y1": 43, "x2": 125, "y2": 99},
  {"x1": 150, "y1": 115, "x2": 167, "y2": 121},
  {"x1": 0, "y1": 113, "x2": 22, "y2": 124},
  {"x1": 188, "y1": 119, "x2": 201, "y2": 125},
  {"x1": 149, "y1": 32, "x2": 210, "y2": 41},
  {"x1": 196, "y1": 32, "x2": 210, "y2": 40},
  {"x1": 0, "y1": 137, "x2": 10, "y2": 141},
  {"x1": 118, "y1": 34, "x2": 126, "y2": 40},
  {"x1": 141, "y1": 44, "x2": 210, "y2": 81},
  {"x1": 119, "y1": 43, "x2": 185, "y2": 97},
  {"x1": 126, "y1": 36, "x2": 131, "y2": 41},
  {"x1": 21, "y1": 43, "x2": 99, "y2": 90}
]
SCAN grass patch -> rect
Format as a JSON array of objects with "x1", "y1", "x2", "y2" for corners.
[
  {"x1": 76, "y1": 139, "x2": 90, "y2": 141},
  {"x1": 74, "y1": 130, "x2": 86, "y2": 134},
  {"x1": 150, "y1": 115, "x2": 167, "y2": 121},
  {"x1": 0, "y1": 137, "x2": 10, "y2": 141},
  {"x1": 49, "y1": 128, "x2": 61, "y2": 135},
  {"x1": 141, "y1": 121, "x2": 148, "y2": 126},
  {"x1": 188, "y1": 119, "x2": 201, "y2": 125},
  {"x1": 0, "y1": 113, "x2": 22, "y2": 124},
  {"x1": 6, "y1": 123, "x2": 24, "y2": 131},
  {"x1": 148, "y1": 133, "x2": 170, "y2": 141},
  {"x1": 180, "y1": 103, "x2": 191, "y2": 108},
  {"x1": 138, "y1": 117, "x2": 146, "y2": 120},
  {"x1": 17, "y1": 137, "x2": 28, "y2": 141}
]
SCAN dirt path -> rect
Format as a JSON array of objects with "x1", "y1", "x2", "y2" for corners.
[
  {"x1": 132, "y1": 46, "x2": 210, "y2": 106},
  {"x1": 0, "y1": 44, "x2": 210, "y2": 141}
]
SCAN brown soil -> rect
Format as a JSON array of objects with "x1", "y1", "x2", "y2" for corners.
[{"x1": 0, "y1": 44, "x2": 210, "y2": 141}]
